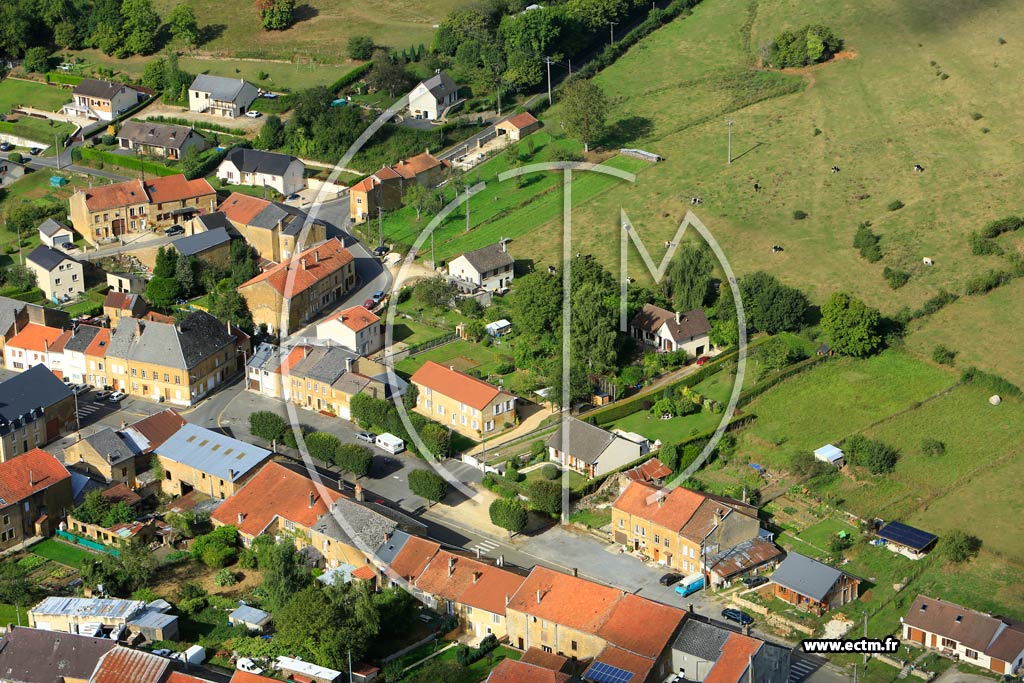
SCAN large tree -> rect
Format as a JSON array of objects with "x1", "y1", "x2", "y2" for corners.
[
  {"x1": 739, "y1": 271, "x2": 808, "y2": 333},
  {"x1": 408, "y1": 469, "x2": 448, "y2": 507},
  {"x1": 121, "y1": 0, "x2": 161, "y2": 55},
  {"x1": 560, "y1": 78, "x2": 607, "y2": 152},
  {"x1": 821, "y1": 291, "x2": 882, "y2": 357},
  {"x1": 168, "y1": 4, "x2": 199, "y2": 49},
  {"x1": 256, "y1": 0, "x2": 295, "y2": 30},
  {"x1": 259, "y1": 538, "x2": 310, "y2": 612},
  {"x1": 275, "y1": 583, "x2": 380, "y2": 668},
  {"x1": 255, "y1": 115, "x2": 286, "y2": 150},
  {"x1": 489, "y1": 498, "x2": 528, "y2": 537},
  {"x1": 335, "y1": 444, "x2": 373, "y2": 477},
  {"x1": 663, "y1": 242, "x2": 714, "y2": 312},
  {"x1": 366, "y1": 49, "x2": 412, "y2": 98}
]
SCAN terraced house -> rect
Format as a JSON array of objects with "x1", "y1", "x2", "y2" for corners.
[
  {"x1": 104, "y1": 310, "x2": 239, "y2": 406},
  {"x1": 0, "y1": 448, "x2": 72, "y2": 550},
  {"x1": 237, "y1": 238, "x2": 357, "y2": 335},
  {"x1": 611, "y1": 481, "x2": 761, "y2": 575},
  {"x1": 410, "y1": 361, "x2": 516, "y2": 438},
  {"x1": 219, "y1": 192, "x2": 326, "y2": 263},
  {"x1": 0, "y1": 365, "x2": 77, "y2": 462},
  {"x1": 284, "y1": 344, "x2": 392, "y2": 419}
]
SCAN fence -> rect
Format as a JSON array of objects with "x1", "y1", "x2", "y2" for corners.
[{"x1": 54, "y1": 530, "x2": 120, "y2": 556}]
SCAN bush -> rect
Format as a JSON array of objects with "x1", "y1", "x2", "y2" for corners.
[
  {"x1": 931, "y1": 344, "x2": 956, "y2": 366},
  {"x1": 843, "y1": 434, "x2": 899, "y2": 474},
  {"x1": 942, "y1": 530, "x2": 980, "y2": 563},
  {"x1": 489, "y1": 498, "x2": 528, "y2": 536},
  {"x1": 8, "y1": 152, "x2": 23, "y2": 164},
  {"x1": 887, "y1": 199, "x2": 905, "y2": 211},
  {"x1": 457, "y1": 297, "x2": 483, "y2": 318},
  {"x1": 347, "y1": 35, "x2": 375, "y2": 60},
  {"x1": 883, "y1": 267, "x2": 910, "y2": 289},
  {"x1": 335, "y1": 444, "x2": 373, "y2": 477},
  {"x1": 530, "y1": 439, "x2": 546, "y2": 459},
  {"x1": 968, "y1": 231, "x2": 1003, "y2": 256},
  {"x1": 539, "y1": 464, "x2": 559, "y2": 480},
  {"x1": 960, "y1": 366, "x2": 1023, "y2": 398},
  {"x1": 921, "y1": 438, "x2": 945, "y2": 457},
  {"x1": 912, "y1": 289, "x2": 958, "y2": 319},
  {"x1": 526, "y1": 479, "x2": 561, "y2": 515},
  {"x1": 504, "y1": 460, "x2": 522, "y2": 483},
  {"x1": 964, "y1": 269, "x2": 1012, "y2": 295},
  {"x1": 304, "y1": 431, "x2": 340, "y2": 462},
  {"x1": 214, "y1": 569, "x2": 238, "y2": 587},
  {"x1": 853, "y1": 224, "x2": 882, "y2": 262},
  {"x1": 249, "y1": 411, "x2": 287, "y2": 442},
  {"x1": 190, "y1": 525, "x2": 238, "y2": 568},
  {"x1": 767, "y1": 25, "x2": 843, "y2": 68},
  {"x1": 408, "y1": 469, "x2": 448, "y2": 505},
  {"x1": 792, "y1": 210, "x2": 808, "y2": 220}
]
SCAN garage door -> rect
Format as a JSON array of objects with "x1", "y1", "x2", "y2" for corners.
[{"x1": 338, "y1": 405, "x2": 350, "y2": 420}]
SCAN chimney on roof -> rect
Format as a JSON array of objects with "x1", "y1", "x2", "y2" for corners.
[
  {"x1": 448, "y1": 556, "x2": 456, "y2": 577},
  {"x1": 308, "y1": 492, "x2": 315, "y2": 508},
  {"x1": 713, "y1": 508, "x2": 724, "y2": 527},
  {"x1": 238, "y1": 513, "x2": 245, "y2": 525},
  {"x1": 475, "y1": 547, "x2": 480, "y2": 559},
  {"x1": 473, "y1": 571, "x2": 482, "y2": 584},
  {"x1": 536, "y1": 589, "x2": 542, "y2": 604},
  {"x1": 449, "y1": 365, "x2": 455, "y2": 371},
  {"x1": 315, "y1": 250, "x2": 320, "y2": 263},
  {"x1": 572, "y1": 567, "x2": 578, "y2": 577},
  {"x1": 345, "y1": 357, "x2": 354, "y2": 373},
  {"x1": 29, "y1": 470, "x2": 34, "y2": 487},
  {"x1": 300, "y1": 258, "x2": 307, "y2": 270},
  {"x1": 354, "y1": 484, "x2": 364, "y2": 502},
  {"x1": 505, "y1": 594, "x2": 510, "y2": 607},
  {"x1": 229, "y1": 469, "x2": 236, "y2": 480},
  {"x1": 498, "y1": 555, "x2": 504, "y2": 567},
  {"x1": 675, "y1": 311, "x2": 681, "y2": 324},
  {"x1": 500, "y1": 240, "x2": 506, "y2": 253}
]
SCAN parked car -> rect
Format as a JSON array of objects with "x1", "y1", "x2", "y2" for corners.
[
  {"x1": 356, "y1": 431, "x2": 376, "y2": 443},
  {"x1": 165, "y1": 225, "x2": 185, "y2": 236},
  {"x1": 151, "y1": 648, "x2": 172, "y2": 657},
  {"x1": 94, "y1": 390, "x2": 112, "y2": 401},
  {"x1": 363, "y1": 298, "x2": 376, "y2": 309},
  {"x1": 721, "y1": 608, "x2": 753, "y2": 625},
  {"x1": 742, "y1": 575, "x2": 768, "y2": 588},
  {"x1": 373, "y1": 245, "x2": 389, "y2": 257},
  {"x1": 108, "y1": 391, "x2": 127, "y2": 402},
  {"x1": 286, "y1": 193, "x2": 300, "y2": 201},
  {"x1": 659, "y1": 573, "x2": 682, "y2": 586},
  {"x1": 28, "y1": 147, "x2": 42, "y2": 155},
  {"x1": 236, "y1": 658, "x2": 263, "y2": 674},
  {"x1": 72, "y1": 384, "x2": 90, "y2": 396},
  {"x1": 696, "y1": 355, "x2": 711, "y2": 366},
  {"x1": 262, "y1": 92, "x2": 278, "y2": 99},
  {"x1": 371, "y1": 290, "x2": 387, "y2": 304},
  {"x1": 0, "y1": 142, "x2": 13, "y2": 152},
  {"x1": 245, "y1": 110, "x2": 262, "y2": 118}
]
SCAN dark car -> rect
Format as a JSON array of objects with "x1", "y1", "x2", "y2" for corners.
[
  {"x1": 0, "y1": 142, "x2": 13, "y2": 152},
  {"x1": 721, "y1": 608, "x2": 753, "y2": 625},
  {"x1": 742, "y1": 575, "x2": 769, "y2": 589},
  {"x1": 165, "y1": 225, "x2": 185, "y2": 236},
  {"x1": 28, "y1": 147, "x2": 42, "y2": 155},
  {"x1": 356, "y1": 431, "x2": 376, "y2": 443},
  {"x1": 659, "y1": 573, "x2": 682, "y2": 586},
  {"x1": 286, "y1": 193, "x2": 301, "y2": 201},
  {"x1": 373, "y1": 245, "x2": 389, "y2": 257},
  {"x1": 94, "y1": 390, "x2": 112, "y2": 401}
]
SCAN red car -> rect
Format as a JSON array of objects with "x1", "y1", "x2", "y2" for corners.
[
  {"x1": 696, "y1": 355, "x2": 710, "y2": 366},
  {"x1": 364, "y1": 298, "x2": 376, "y2": 309}
]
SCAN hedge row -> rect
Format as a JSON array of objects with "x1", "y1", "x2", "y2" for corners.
[
  {"x1": 0, "y1": 287, "x2": 44, "y2": 303},
  {"x1": 45, "y1": 72, "x2": 84, "y2": 86},
  {"x1": 736, "y1": 354, "x2": 829, "y2": 408},
  {"x1": 73, "y1": 147, "x2": 178, "y2": 176},
  {"x1": 138, "y1": 115, "x2": 248, "y2": 136},
  {"x1": 330, "y1": 62, "x2": 373, "y2": 95}
]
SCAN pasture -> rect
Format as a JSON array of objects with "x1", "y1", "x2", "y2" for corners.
[{"x1": 0, "y1": 78, "x2": 72, "y2": 113}]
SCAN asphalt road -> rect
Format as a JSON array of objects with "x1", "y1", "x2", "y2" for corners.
[{"x1": 0, "y1": 150, "x2": 131, "y2": 182}]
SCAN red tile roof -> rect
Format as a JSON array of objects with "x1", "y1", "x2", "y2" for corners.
[
  {"x1": 410, "y1": 361, "x2": 512, "y2": 411},
  {"x1": 142, "y1": 311, "x2": 176, "y2": 324},
  {"x1": 104, "y1": 291, "x2": 139, "y2": 311},
  {"x1": 91, "y1": 647, "x2": 171, "y2": 683},
  {"x1": 212, "y1": 461, "x2": 340, "y2": 536},
  {"x1": 167, "y1": 674, "x2": 214, "y2": 683},
  {"x1": 350, "y1": 176, "x2": 378, "y2": 193},
  {"x1": 7, "y1": 324, "x2": 65, "y2": 353},
  {"x1": 0, "y1": 449, "x2": 70, "y2": 506},
  {"x1": 219, "y1": 192, "x2": 271, "y2": 225},
  {"x1": 327, "y1": 305, "x2": 380, "y2": 332},
  {"x1": 238, "y1": 238, "x2": 354, "y2": 298},
  {"x1": 393, "y1": 152, "x2": 443, "y2": 180},
  {"x1": 84, "y1": 327, "x2": 111, "y2": 358},
  {"x1": 520, "y1": 648, "x2": 570, "y2": 672},
  {"x1": 351, "y1": 565, "x2": 377, "y2": 581},
  {"x1": 101, "y1": 482, "x2": 142, "y2": 507},
  {"x1": 231, "y1": 671, "x2": 280, "y2": 683},
  {"x1": 625, "y1": 457, "x2": 672, "y2": 483},
  {"x1": 504, "y1": 112, "x2": 539, "y2": 130},
  {"x1": 49, "y1": 329, "x2": 73, "y2": 354},
  {"x1": 374, "y1": 166, "x2": 402, "y2": 181},
  {"x1": 415, "y1": 550, "x2": 526, "y2": 615},
  {"x1": 507, "y1": 566, "x2": 622, "y2": 634},
  {"x1": 144, "y1": 175, "x2": 215, "y2": 204},
  {"x1": 121, "y1": 408, "x2": 187, "y2": 454},
  {"x1": 487, "y1": 659, "x2": 571, "y2": 683},
  {"x1": 81, "y1": 180, "x2": 148, "y2": 212},
  {"x1": 705, "y1": 632, "x2": 761, "y2": 683},
  {"x1": 596, "y1": 593, "x2": 686, "y2": 658},
  {"x1": 389, "y1": 535, "x2": 441, "y2": 581},
  {"x1": 613, "y1": 480, "x2": 708, "y2": 532}
]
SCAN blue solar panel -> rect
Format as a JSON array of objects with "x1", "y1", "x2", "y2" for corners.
[
  {"x1": 877, "y1": 521, "x2": 937, "y2": 551},
  {"x1": 584, "y1": 661, "x2": 635, "y2": 683}
]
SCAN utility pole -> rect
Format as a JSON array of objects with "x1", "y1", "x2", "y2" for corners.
[
  {"x1": 609, "y1": 21, "x2": 618, "y2": 45},
  {"x1": 567, "y1": 59, "x2": 572, "y2": 77},
  {"x1": 863, "y1": 612, "x2": 869, "y2": 667},
  {"x1": 377, "y1": 208, "x2": 384, "y2": 247},
  {"x1": 430, "y1": 232, "x2": 435, "y2": 269},
  {"x1": 544, "y1": 56, "x2": 553, "y2": 104},
  {"x1": 464, "y1": 186, "x2": 471, "y2": 232},
  {"x1": 55, "y1": 134, "x2": 62, "y2": 171},
  {"x1": 726, "y1": 119, "x2": 734, "y2": 164}
]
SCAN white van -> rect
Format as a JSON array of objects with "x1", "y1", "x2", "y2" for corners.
[{"x1": 375, "y1": 433, "x2": 405, "y2": 454}]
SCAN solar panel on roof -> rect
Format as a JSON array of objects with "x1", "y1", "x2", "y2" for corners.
[
  {"x1": 877, "y1": 521, "x2": 937, "y2": 551},
  {"x1": 584, "y1": 661, "x2": 634, "y2": 683}
]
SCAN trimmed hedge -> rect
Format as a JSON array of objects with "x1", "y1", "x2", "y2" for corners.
[
  {"x1": 139, "y1": 115, "x2": 248, "y2": 136},
  {"x1": 329, "y1": 62, "x2": 373, "y2": 95},
  {"x1": 73, "y1": 147, "x2": 178, "y2": 176},
  {"x1": 45, "y1": 72, "x2": 84, "y2": 86}
]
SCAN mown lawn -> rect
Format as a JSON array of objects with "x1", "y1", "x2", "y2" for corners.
[
  {"x1": 0, "y1": 78, "x2": 72, "y2": 113},
  {"x1": 0, "y1": 118, "x2": 76, "y2": 152},
  {"x1": 795, "y1": 519, "x2": 859, "y2": 550},
  {"x1": 0, "y1": 603, "x2": 30, "y2": 626},
  {"x1": 395, "y1": 339, "x2": 506, "y2": 377},
  {"x1": 30, "y1": 538, "x2": 99, "y2": 568},
  {"x1": 607, "y1": 369, "x2": 737, "y2": 443}
]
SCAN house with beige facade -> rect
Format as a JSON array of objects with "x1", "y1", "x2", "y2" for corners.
[
  {"x1": 154, "y1": 422, "x2": 272, "y2": 499},
  {"x1": 26, "y1": 245, "x2": 84, "y2": 303},
  {"x1": 0, "y1": 448, "x2": 72, "y2": 551},
  {"x1": 629, "y1": 303, "x2": 711, "y2": 358},
  {"x1": 546, "y1": 417, "x2": 644, "y2": 479},
  {"x1": 410, "y1": 361, "x2": 516, "y2": 439},
  {"x1": 349, "y1": 152, "x2": 449, "y2": 222},
  {"x1": 117, "y1": 120, "x2": 207, "y2": 160},
  {"x1": 317, "y1": 305, "x2": 383, "y2": 356},
  {"x1": 284, "y1": 345, "x2": 392, "y2": 419},
  {"x1": 63, "y1": 78, "x2": 139, "y2": 122},
  {"x1": 0, "y1": 365, "x2": 77, "y2": 462},
  {"x1": 448, "y1": 242, "x2": 514, "y2": 293},
  {"x1": 219, "y1": 192, "x2": 327, "y2": 263},
  {"x1": 237, "y1": 238, "x2": 357, "y2": 335}
]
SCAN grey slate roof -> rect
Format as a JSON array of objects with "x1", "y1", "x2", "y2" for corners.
[
  {"x1": 0, "y1": 627, "x2": 117, "y2": 683},
  {"x1": 109, "y1": 310, "x2": 234, "y2": 371},
  {"x1": 117, "y1": 120, "x2": 203, "y2": 150},
  {"x1": 155, "y1": 422, "x2": 271, "y2": 482},
  {"x1": 247, "y1": 342, "x2": 282, "y2": 373},
  {"x1": 375, "y1": 529, "x2": 413, "y2": 565},
  {"x1": 26, "y1": 244, "x2": 77, "y2": 271},
  {"x1": 0, "y1": 296, "x2": 25, "y2": 336},
  {"x1": 171, "y1": 227, "x2": 231, "y2": 257},
  {"x1": 248, "y1": 202, "x2": 317, "y2": 236},
  {"x1": 456, "y1": 243, "x2": 513, "y2": 274},
  {"x1": 312, "y1": 498, "x2": 401, "y2": 553},
  {"x1": 189, "y1": 75, "x2": 258, "y2": 104},
  {"x1": 545, "y1": 417, "x2": 616, "y2": 465},
  {"x1": 127, "y1": 609, "x2": 179, "y2": 631},
  {"x1": 82, "y1": 427, "x2": 135, "y2": 465},
  {"x1": 770, "y1": 552, "x2": 843, "y2": 602},
  {"x1": 291, "y1": 346, "x2": 359, "y2": 385},
  {"x1": 196, "y1": 211, "x2": 235, "y2": 233},
  {"x1": 420, "y1": 71, "x2": 457, "y2": 99},
  {"x1": 224, "y1": 147, "x2": 298, "y2": 176},
  {"x1": 73, "y1": 78, "x2": 132, "y2": 100},
  {"x1": 63, "y1": 324, "x2": 103, "y2": 354},
  {"x1": 38, "y1": 218, "x2": 72, "y2": 238},
  {"x1": 672, "y1": 618, "x2": 732, "y2": 660},
  {"x1": 0, "y1": 365, "x2": 73, "y2": 435}
]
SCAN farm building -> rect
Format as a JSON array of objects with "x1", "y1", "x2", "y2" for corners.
[
  {"x1": 813, "y1": 444, "x2": 844, "y2": 468},
  {"x1": 875, "y1": 521, "x2": 937, "y2": 559}
]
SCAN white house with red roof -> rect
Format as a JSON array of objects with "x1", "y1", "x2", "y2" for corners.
[{"x1": 317, "y1": 305, "x2": 382, "y2": 356}]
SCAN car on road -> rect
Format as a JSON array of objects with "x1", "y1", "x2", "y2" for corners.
[
  {"x1": 95, "y1": 390, "x2": 112, "y2": 401},
  {"x1": 108, "y1": 391, "x2": 127, "y2": 402},
  {"x1": 151, "y1": 649, "x2": 172, "y2": 657},
  {"x1": 356, "y1": 431, "x2": 376, "y2": 443},
  {"x1": 373, "y1": 245, "x2": 389, "y2": 257},
  {"x1": 363, "y1": 298, "x2": 376, "y2": 309},
  {"x1": 0, "y1": 142, "x2": 13, "y2": 152},
  {"x1": 72, "y1": 384, "x2": 90, "y2": 396},
  {"x1": 28, "y1": 147, "x2": 42, "y2": 156},
  {"x1": 286, "y1": 193, "x2": 301, "y2": 201},
  {"x1": 164, "y1": 225, "x2": 185, "y2": 236},
  {"x1": 371, "y1": 290, "x2": 387, "y2": 304},
  {"x1": 659, "y1": 573, "x2": 682, "y2": 586},
  {"x1": 236, "y1": 658, "x2": 263, "y2": 674},
  {"x1": 245, "y1": 110, "x2": 262, "y2": 118},
  {"x1": 721, "y1": 608, "x2": 753, "y2": 625},
  {"x1": 742, "y1": 575, "x2": 768, "y2": 588},
  {"x1": 696, "y1": 355, "x2": 711, "y2": 366}
]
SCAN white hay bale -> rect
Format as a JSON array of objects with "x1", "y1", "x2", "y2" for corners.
[{"x1": 989, "y1": 395, "x2": 1002, "y2": 405}]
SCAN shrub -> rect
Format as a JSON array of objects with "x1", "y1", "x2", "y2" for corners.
[
  {"x1": 887, "y1": 199, "x2": 904, "y2": 211},
  {"x1": 970, "y1": 112, "x2": 983, "y2": 121},
  {"x1": 843, "y1": 434, "x2": 899, "y2": 474},
  {"x1": 504, "y1": 460, "x2": 522, "y2": 483},
  {"x1": 931, "y1": 344, "x2": 956, "y2": 366},
  {"x1": 347, "y1": 35, "x2": 375, "y2": 60},
  {"x1": 304, "y1": 431, "x2": 340, "y2": 462},
  {"x1": 883, "y1": 267, "x2": 910, "y2": 289},
  {"x1": 408, "y1": 469, "x2": 448, "y2": 506},
  {"x1": 960, "y1": 366, "x2": 1023, "y2": 398},
  {"x1": 921, "y1": 438, "x2": 945, "y2": 457},
  {"x1": 792, "y1": 210, "x2": 808, "y2": 220},
  {"x1": 968, "y1": 231, "x2": 1003, "y2": 256},
  {"x1": 489, "y1": 498, "x2": 528, "y2": 536},
  {"x1": 8, "y1": 152, "x2": 23, "y2": 163},
  {"x1": 964, "y1": 269, "x2": 1012, "y2": 295},
  {"x1": 853, "y1": 224, "x2": 882, "y2": 262},
  {"x1": 214, "y1": 569, "x2": 238, "y2": 587},
  {"x1": 190, "y1": 525, "x2": 238, "y2": 568},
  {"x1": 913, "y1": 289, "x2": 958, "y2": 319},
  {"x1": 249, "y1": 411, "x2": 287, "y2": 442},
  {"x1": 828, "y1": 533, "x2": 854, "y2": 554},
  {"x1": 942, "y1": 530, "x2": 980, "y2": 562},
  {"x1": 979, "y1": 216, "x2": 1024, "y2": 239},
  {"x1": 767, "y1": 25, "x2": 843, "y2": 68},
  {"x1": 530, "y1": 440, "x2": 546, "y2": 459},
  {"x1": 526, "y1": 479, "x2": 561, "y2": 515},
  {"x1": 539, "y1": 464, "x2": 559, "y2": 480}
]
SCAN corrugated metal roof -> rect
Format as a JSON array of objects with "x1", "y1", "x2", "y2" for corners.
[
  {"x1": 92, "y1": 646, "x2": 171, "y2": 683},
  {"x1": 156, "y1": 423, "x2": 271, "y2": 482},
  {"x1": 30, "y1": 597, "x2": 146, "y2": 620}
]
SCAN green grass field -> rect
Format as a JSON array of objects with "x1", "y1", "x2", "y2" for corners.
[
  {"x1": 0, "y1": 603, "x2": 30, "y2": 626},
  {"x1": 0, "y1": 118, "x2": 75, "y2": 151},
  {"x1": 607, "y1": 370, "x2": 736, "y2": 442},
  {"x1": 0, "y1": 78, "x2": 72, "y2": 113},
  {"x1": 30, "y1": 538, "x2": 99, "y2": 568},
  {"x1": 395, "y1": 339, "x2": 506, "y2": 377},
  {"x1": 795, "y1": 518, "x2": 859, "y2": 550}
]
